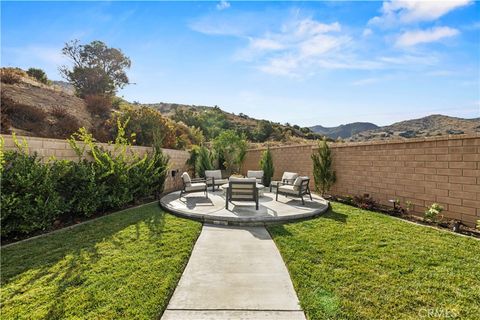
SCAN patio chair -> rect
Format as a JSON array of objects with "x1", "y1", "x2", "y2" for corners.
[
  {"x1": 180, "y1": 172, "x2": 208, "y2": 198},
  {"x1": 246, "y1": 170, "x2": 264, "y2": 184},
  {"x1": 204, "y1": 170, "x2": 228, "y2": 191},
  {"x1": 225, "y1": 178, "x2": 259, "y2": 210},
  {"x1": 276, "y1": 176, "x2": 312, "y2": 205},
  {"x1": 270, "y1": 172, "x2": 299, "y2": 192}
]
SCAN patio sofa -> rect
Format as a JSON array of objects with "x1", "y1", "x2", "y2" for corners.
[
  {"x1": 204, "y1": 170, "x2": 229, "y2": 191},
  {"x1": 246, "y1": 170, "x2": 264, "y2": 184},
  {"x1": 276, "y1": 176, "x2": 312, "y2": 205},
  {"x1": 180, "y1": 172, "x2": 208, "y2": 198},
  {"x1": 225, "y1": 177, "x2": 259, "y2": 210}
]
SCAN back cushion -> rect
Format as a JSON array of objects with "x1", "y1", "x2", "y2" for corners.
[
  {"x1": 205, "y1": 170, "x2": 222, "y2": 179},
  {"x1": 247, "y1": 170, "x2": 264, "y2": 179},
  {"x1": 181, "y1": 172, "x2": 192, "y2": 187},
  {"x1": 293, "y1": 176, "x2": 309, "y2": 191},
  {"x1": 282, "y1": 172, "x2": 298, "y2": 183}
]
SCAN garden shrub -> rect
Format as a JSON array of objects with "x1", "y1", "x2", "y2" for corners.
[
  {"x1": 312, "y1": 138, "x2": 336, "y2": 195},
  {"x1": 195, "y1": 145, "x2": 213, "y2": 178},
  {"x1": 353, "y1": 194, "x2": 377, "y2": 210},
  {"x1": 424, "y1": 203, "x2": 444, "y2": 222},
  {"x1": 51, "y1": 106, "x2": 81, "y2": 138},
  {"x1": 84, "y1": 94, "x2": 112, "y2": 118},
  {"x1": 1, "y1": 148, "x2": 64, "y2": 238},
  {"x1": 1, "y1": 68, "x2": 24, "y2": 84},
  {"x1": 1, "y1": 96, "x2": 48, "y2": 135},
  {"x1": 259, "y1": 146, "x2": 274, "y2": 186},
  {"x1": 54, "y1": 160, "x2": 105, "y2": 217},
  {"x1": 212, "y1": 130, "x2": 247, "y2": 175},
  {"x1": 1, "y1": 121, "x2": 169, "y2": 240},
  {"x1": 26, "y1": 68, "x2": 49, "y2": 84}
]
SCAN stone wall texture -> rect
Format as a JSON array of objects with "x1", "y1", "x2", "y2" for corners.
[
  {"x1": 1, "y1": 135, "x2": 189, "y2": 192},
  {"x1": 243, "y1": 135, "x2": 480, "y2": 226}
]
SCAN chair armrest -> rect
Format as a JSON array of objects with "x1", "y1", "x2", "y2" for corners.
[{"x1": 191, "y1": 178, "x2": 207, "y2": 183}]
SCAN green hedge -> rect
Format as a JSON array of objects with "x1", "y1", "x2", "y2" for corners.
[{"x1": 0, "y1": 127, "x2": 169, "y2": 239}]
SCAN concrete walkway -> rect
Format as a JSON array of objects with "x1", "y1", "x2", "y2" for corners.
[{"x1": 161, "y1": 225, "x2": 306, "y2": 320}]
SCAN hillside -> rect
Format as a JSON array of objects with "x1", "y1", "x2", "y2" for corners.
[
  {"x1": 310, "y1": 122, "x2": 379, "y2": 139},
  {"x1": 0, "y1": 68, "x2": 323, "y2": 147},
  {"x1": 349, "y1": 115, "x2": 480, "y2": 142},
  {"x1": 1, "y1": 68, "x2": 94, "y2": 138},
  {"x1": 141, "y1": 102, "x2": 323, "y2": 143}
]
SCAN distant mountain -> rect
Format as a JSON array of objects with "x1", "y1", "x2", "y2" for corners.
[
  {"x1": 310, "y1": 122, "x2": 379, "y2": 139},
  {"x1": 349, "y1": 115, "x2": 480, "y2": 142}
]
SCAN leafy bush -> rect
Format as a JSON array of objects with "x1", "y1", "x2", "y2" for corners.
[
  {"x1": 1, "y1": 122, "x2": 169, "y2": 240},
  {"x1": 259, "y1": 147, "x2": 274, "y2": 186},
  {"x1": 186, "y1": 145, "x2": 200, "y2": 176},
  {"x1": 353, "y1": 194, "x2": 377, "y2": 210},
  {"x1": 110, "y1": 105, "x2": 203, "y2": 149},
  {"x1": 85, "y1": 94, "x2": 112, "y2": 118},
  {"x1": 424, "y1": 203, "x2": 444, "y2": 222},
  {"x1": 1, "y1": 142, "x2": 64, "y2": 238},
  {"x1": 51, "y1": 106, "x2": 81, "y2": 138},
  {"x1": 195, "y1": 145, "x2": 213, "y2": 178},
  {"x1": 1, "y1": 95, "x2": 48, "y2": 135},
  {"x1": 1, "y1": 68, "x2": 24, "y2": 84},
  {"x1": 212, "y1": 130, "x2": 247, "y2": 175},
  {"x1": 54, "y1": 160, "x2": 105, "y2": 217},
  {"x1": 26, "y1": 68, "x2": 49, "y2": 84}
]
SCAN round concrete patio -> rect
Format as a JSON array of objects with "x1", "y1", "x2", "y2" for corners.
[{"x1": 160, "y1": 190, "x2": 329, "y2": 226}]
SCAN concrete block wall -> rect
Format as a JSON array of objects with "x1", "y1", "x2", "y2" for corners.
[
  {"x1": 1, "y1": 135, "x2": 189, "y2": 192},
  {"x1": 243, "y1": 135, "x2": 480, "y2": 227}
]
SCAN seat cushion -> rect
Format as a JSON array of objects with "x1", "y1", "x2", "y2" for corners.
[
  {"x1": 212, "y1": 178, "x2": 228, "y2": 185},
  {"x1": 278, "y1": 185, "x2": 298, "y2": 195},
  {"x1": 185, "y1": 182, "x2": 206, "y2": 192},
  {"x1": 205, "y1": 170, "x2": 222, "y2": 179},
  {"x1": 181, "y1": 172, "x2": 192, "y2": 187}
]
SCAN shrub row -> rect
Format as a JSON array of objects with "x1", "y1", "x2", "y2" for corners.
[{"x1": 0, "y1": 128, "x2": 169, "y2": 240}]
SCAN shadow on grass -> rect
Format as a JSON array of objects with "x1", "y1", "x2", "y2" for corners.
[
  {"x1": 321, "y1": 208, "x2": 348, "y2": 224},
  {"x1": 0, "y1": 204, "x2": 165, "y2": 285}
]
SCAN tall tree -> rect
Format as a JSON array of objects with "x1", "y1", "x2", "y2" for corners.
[
  {"x1": 60, "y1": 40, "x2": 131, "y2": 97},
  {"x1": 311, "y1": 138, "x2": 336, "y2": 196}
]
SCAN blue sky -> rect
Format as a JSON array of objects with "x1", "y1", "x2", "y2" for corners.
[{"x1": 1, "y1": 1, "x2": 479, "y2": 127}]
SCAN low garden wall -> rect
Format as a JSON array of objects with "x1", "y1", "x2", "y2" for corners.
[
  {"x1": 243, "y1": 135, "x2": 480, "y2": 227},
  {"x1": 1, "y1": 135, "x2": 189, "y2": 192}
]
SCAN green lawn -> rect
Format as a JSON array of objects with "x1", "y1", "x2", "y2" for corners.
[
  {"x1": 269, "y1": 202, "x2": 480, "y2": 320},
  {"x1": 1, "y1": 203, "x2": 201, "y2": 320}
]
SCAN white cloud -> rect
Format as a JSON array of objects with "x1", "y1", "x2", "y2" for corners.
[
  {"x1": 369, "y1": 0, "x2": 472, "y2": 26},
  {"x1": 238, "y1": 18, "x2": 350, "y2": 76},
  {"x1": 249, "y1": 38, "x2": 285, "y2": 51},
  {"x1": 351, "y1": 77, "x2": 382, "y2": 86},
  {"x1": 395, "y1": 26, "x2": 459, "y2": 47},
  {"x1": 362, "y1": 28, "x2": 373, "y2": 37},
  {"x1": 216, "y1": 1, "x2": 230, "y2": 11}
]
